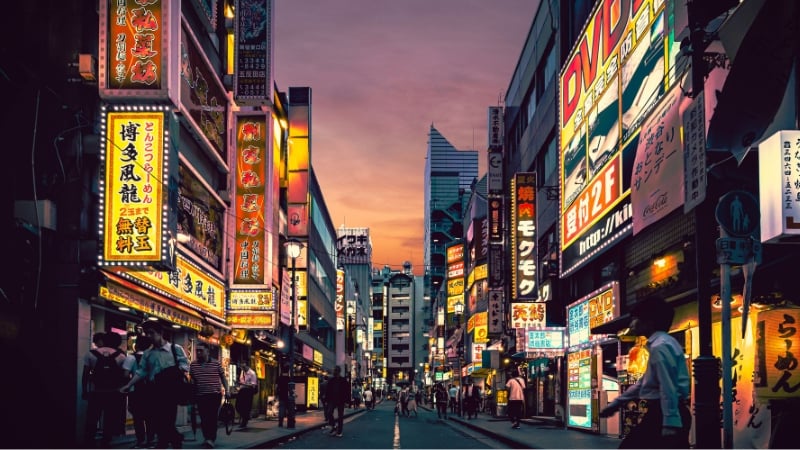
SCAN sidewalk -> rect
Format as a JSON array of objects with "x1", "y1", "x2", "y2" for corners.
[
  {"x1": 419, "y1": 404, "x2": 622, "y2": 449},
  {"x1": 107, "y1": 405, "x2": 366, "y2": 449}
]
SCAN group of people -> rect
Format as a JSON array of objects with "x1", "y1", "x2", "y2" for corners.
[
  {"x1": 430, "y1": 380, "x2": 482, "y2": 420},
  {"x1": 82, "y1": 321, "x2": 258, "y2": 449}
]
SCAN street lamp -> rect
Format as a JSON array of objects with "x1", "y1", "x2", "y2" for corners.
[
  {"x1": 454, "y1": 299, "x2": 464, "y2": 417},
  {"x1": 284, "y1": 238, "x2": 303, "y2": 429}
]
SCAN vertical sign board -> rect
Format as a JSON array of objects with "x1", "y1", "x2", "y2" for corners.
[
  {"x1": 234, "y1": 0, "x2": 273, "y2": 106},
  {"x1": 446, "y1": 242, "x2": 465, "y2": 314},
  {"x1": 559, "y1": 0, "x2": 671, "y2": 276},
  {"x1": 512, "y1": 173, "x2": 538, "y2": 301},
  {"x1": 233, "y1": 113, "x2": 268, "y2": 285},
  {"x1": 288, "y1": 87, "x2": 311, "y2": 237},
  {"x1": 336, "y1": 269, "x2": 345, "y2": 331},
  {"x1": 759, "y1": 130, "x2": 800, "y2": 243},
  {"x1": 99, "y1": 106, "x2": 177, "y2": 270},
  {"x1": 178, "y1": 165, "x2": 224, "y2": 272},
  {"x1": 567, "y1": 348, "x2": 594, "y2": 429},
  {"x1": 99, "y1": 0, "x2": 180, "y2": 103},
  {"x1": 754, "y1": 308, "x2": 800, "y2": 400},
  {"x1": 681, "y1": 93, "x2": 707, "y2": 213}
]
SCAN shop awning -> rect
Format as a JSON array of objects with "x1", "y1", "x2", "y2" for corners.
[
  {"x1": 99, "y1": 271, "x2": 204, "y2": 331},
  {"x1": 468, "y1": 367, "x2": 494, "y2": 378}
]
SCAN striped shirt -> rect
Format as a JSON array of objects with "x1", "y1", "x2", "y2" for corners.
[{"x1": 190, "y1": 359, "x2": 226, "y2": 395}]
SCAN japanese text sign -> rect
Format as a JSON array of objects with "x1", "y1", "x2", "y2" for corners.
[
  {"x1": 234, "y1": 0, "x2": 273, "y2": 105},
  {"x1": 234, "y1": 114, "x2": 267, "y2": 285},
  {"x1": 566, "y1": 281, "x2": 619, "y2": 348},
  {"x1": 759, "y1": 130, "x2": 800, "y2": 243},
  {"x1": 755, "y1": 308, "x2": 800, "y2": 399},
  {"x1": 512, "y1": 173, "x2": 538, "y2": 301}
]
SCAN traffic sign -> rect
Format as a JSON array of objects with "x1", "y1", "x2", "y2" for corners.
[{"x1": 716, "y1": 190, "x2": 759, "y2": 237}]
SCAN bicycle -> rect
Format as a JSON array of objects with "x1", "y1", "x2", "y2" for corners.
[{"x1": 219, "y1": 395, "x2": 236, "y2": 435}]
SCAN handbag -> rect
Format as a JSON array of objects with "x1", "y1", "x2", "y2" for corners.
[{"x1": 167, "y1": 343, "x2": 193, "y2": 406}]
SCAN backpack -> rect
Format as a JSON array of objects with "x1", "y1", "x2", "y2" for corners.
[
  {"x1": 435, "y1": 388, "x2": 447, "y2": 403},
  {"x1": 91, "y1": 349, "x2": 124, "y2": 390}
]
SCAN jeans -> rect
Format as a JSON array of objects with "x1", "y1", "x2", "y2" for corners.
[
  {"x1": 236, "y1": 387, "x2": 256, "y2": 426},
  {"x1": 84, "y1": 391, "x2": 126, "y2": 445},
  {"x1": 129, "y1": 387, "x2": 155, "y2": 445},
  {"x1": 508, "y1": 400, "x2": 524, "y2": 426},
  {"x1": 277, "y1": 397, "x2": 288, "y2": 426}
]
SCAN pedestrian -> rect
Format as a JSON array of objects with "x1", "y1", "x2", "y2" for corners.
[
  {"x1": 464, "y1": 380, "x2": 478, "y2": 419},
  {"x1": 235, "y1": 360, "x2": 258, "y2": 429},
  {"x1": 399, "y1": 386, "x2": 409, "y2": 416},
  {"x1": 506, "y1": 368, "x2": 526, "y2": 429},
  {"x1": 319, "y1": 375, "x2": 332, "y2": 426},
  {"x1": 363, "y1": 386, "x2": 373, "y2": 410},
  {"x1": 121, "y1": 320, "x2": 189, "y2": 449},
  {"x1": 189, "y1": 343, "x2": 228, "y2": 449},
  {"x1": 326, "y1": 365, "x2": 349, "y2": 437},
  {"x1": 448, "y1": 383, "x2": 458, "y2": 414},
  {"x1": 275, "y1": 367, "x2": 290, "y2": 428},
  {"x1": 599, "y1": 295, "x2": 691, "y2": 449},
  {"x1": 82, "y1": 331, "x2": 131, "y2": 447},
  {"x1": 406, "y1": 389, "x2": 418, "y2": 417},
  {"x1": 128, "y1": 335, "x2": 156, "y2": 448},
  {"x1": 434, "y1": 383, "x2": 449, "y2": 419}
]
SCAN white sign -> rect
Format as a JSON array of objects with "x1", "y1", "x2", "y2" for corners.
[
  {"x1": 682, "y1": 92, "x2": 707, "y2": 213},
  {"x1": 279, "y1": 269, "x2": 292, "y2": 326},
  {"x1": 631, "y1": 85, "x2": 684, "y2": 235},
  {"x1": 759, "y1": 130, "x2": 800, "y2": 243}
]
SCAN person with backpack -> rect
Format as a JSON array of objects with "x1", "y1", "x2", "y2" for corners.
[{"x1": 82, "y1": 331, "x2": 132, "y2": 447}]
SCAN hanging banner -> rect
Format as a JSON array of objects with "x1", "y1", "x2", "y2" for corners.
[
  {"x1": 233, "y1": 0, "x2": 273, "y2": 105},
  {"x1": 631, "y1": 84, "x2": 685, "y2": 235},
  {"x1": 511, "y1": 173, "x2": 538, "y2": 301}
]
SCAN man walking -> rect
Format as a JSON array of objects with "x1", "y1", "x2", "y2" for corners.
[
  {"x1": 599, "y1": 295, "x2": 691, "y2": 448},
  {"x1": 121, "y1": 321, "x2": 189, "y2": 449},
  {"x1": 506, "y1": 368, "x2": 526, "y2": 429},
  {"x1": 236, "y1": 360, "x2": 258, "y2": 429},
  {"x1": 82, "y1": 331, "x2": 129, "y2": 447},
  {"x1": 326, "y1": 366, "x2": 349, "y2": 437},
  {"x1": 275, "y1": 367, "x2": 290, "y2": 427},
  {"x1": 189, "y1": 343, "x2": 228, "y2": 448}
]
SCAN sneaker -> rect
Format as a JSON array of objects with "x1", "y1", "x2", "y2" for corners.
[
  {"x1": 201, "y1": 441, "x2": 214, "y2": 449},
  {"x1": 329, "y1": 429, "x2": 337, "y2": 435},
  {"x1": 513, "y1": 424, "x2": 521, "y2": 429},
  {"x1": 336, "y1": 432, "x2": 343, "y2": 437}
]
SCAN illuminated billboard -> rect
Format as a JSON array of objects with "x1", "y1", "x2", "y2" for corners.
[
  {"x1": 566, "y1": 281, "x2": 620, "y2": 349},
  {"x1": 233, "y1": 113, "x2": 268, "y2": 285},
  {"x1": 559, "y1": 0, "x2": 671, "y2": 276},
  {"x1": 99, "y1": 106, "x2": 177, "y2": 270},
  {"x1": 178, "y1": 164, "x2": 224, "y2": 271},
  {"x1": 99, "y1": 0, "x2": 179, "y2": 102},
  {"x1": 511, "y1": 173, "x2": 537, "y2": 301},
  {"x1": 234, "y1": 0, "x2": 273, "y2": 105}
]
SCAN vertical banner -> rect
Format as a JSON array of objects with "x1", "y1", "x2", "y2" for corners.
[
  {"x1": 99, "y1": 106, "x2": 177, "y2": 270},
  {"x1": 512, "y1": 173, "x2": 538, "y2": 301},
  {"x1": 335, "y1": 269, "x2": 345, "y2": 331},
  {"x1": 234, "y1": 0, "x2": 273, "y2": 105},
  {"x1": 233, "y1": 114, "x2": 267, "y2": 285},
  {"x1": 99, "y1": 0, "x2": 179, "y2": 102},
  {"x1": 287, "y1": 87, "x2": 311, "y2": 238},
  {"x1": 488, "y1": 289, "x2": 504, "y2": 336},
  {"x1": 681, "y1": 92, "x2": 707, "y2": 213},
  {"x1": 631, "y1": 85, "x2": 685, "y2": 235},
  {"x1": 279, "y1": 268, "x2": 291, "y2": 326}
]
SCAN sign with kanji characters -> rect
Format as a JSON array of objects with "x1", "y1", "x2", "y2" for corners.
[
  {"x1": 759, "y1": 130, "x2": 800, "y2": 243},
  {"x1": 233, "y1": 0, "x2": 273, "y2": 105},
  {"x1": 566, "y1": 281, "x2": 619, "y2": 349},
  {"x1": 178, "y1": 164, "x2": 224, "y2": 271},
  {"x1": 526, "y1": 328, "x2": 565, "y2": 351},
  {"x1": 472, "y1": 311, "x2": 488, "y2": 343},
  {"x1": 631, "y1": 85, "x2": 685, "y2": 235},
  {"x1": 228, "y1": 290, "x2": 274, "y2": 311},
  {"x1": 511, "y1": 302, "x2": 546, "y2": 329},
  {"x1": 99, "y1": 107, "x2": 177, "y2": 270},
  {"x1": 560, "y1": 0, "x2": 669, "y2": 276},
  {"x1": 119, "y1": 254, "x2": 225, "y2": 318},
  {"x1": 336, "y1": 228, "x2": 372, "y2": 265},
  {"x1": 233, "y1": 113, "x2": 268, "y2": 285},
  {"x1": 755, "y1": 308, "x2": 800, "y2": 399},
  {"x1": 99, "y1": 0, "x2": 180, "y2": 102},
  {"x1": 335, "y1": 269, "x2": 345, "y2": 331},
  {"x1": 99, "y1": 282, "x2": 202, "y2": 331},
  {"x1": 511, "y1": 173, "x2": 538, "y2": 301}
]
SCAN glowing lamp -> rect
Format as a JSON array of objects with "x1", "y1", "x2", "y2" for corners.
[{"x1": 755, "y1": 308, "x2": 800, "y2": 399}]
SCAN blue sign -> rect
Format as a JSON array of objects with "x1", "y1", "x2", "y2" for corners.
[{"x1": 716, "y1": 190, "x2": 759, "y2": 237}]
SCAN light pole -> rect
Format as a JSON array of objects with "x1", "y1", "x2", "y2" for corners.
[
  {"x1": 284, "y1": 238, "x2": 302, "y2": 429},
  {"x1": 454, "y1": 299, "x2": 464, "y2": 417}
]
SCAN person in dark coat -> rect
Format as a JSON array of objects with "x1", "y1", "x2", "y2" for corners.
[
  {"x1": 275, "y1": 367, "x2": 290, "y2": 428},
  {"x1": 325, "y1": 366, "x2": 350, "y2": 437}
]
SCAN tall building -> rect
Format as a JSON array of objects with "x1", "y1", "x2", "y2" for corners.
[{"x1": 424, "y1": 125, "x2": 479, "y2": 301}]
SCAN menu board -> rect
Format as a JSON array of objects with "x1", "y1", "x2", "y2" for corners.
[{"x1": 567, "y1": 348, "x2": 593, "y2": 429}]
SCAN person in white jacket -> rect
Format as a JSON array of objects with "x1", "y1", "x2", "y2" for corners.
[{"x1": 506, "y1": 369, "x2": 526, "y2": 429}]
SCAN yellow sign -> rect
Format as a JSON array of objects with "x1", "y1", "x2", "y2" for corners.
[
  {"x1": 101, "y1": 109, "x2": 169, "y2": 267},
  {"x1": 307, "y1": 376, "x2": 319, "y2": 408},
  {"x1": 313, "y1": 350, "x2": 323, "y2": 365},
  {"x1": 226, "y1": 312, "x2": 276, "y2": 328},
  {"x1": 99, "y1": 284, "x2": 201, "y2": 330},
  {"x1": 228, "y1": 290, "x2": 275, "y2": 311},
  {"x1": 447, "y1": 278, "x2": 464, "y2": 297},
  {"x1": 756, "y1": 308, "x2": 800, "y2": 399},
  {"x1": 122, "y1": 254, "x2": 225, "y2": 317}
]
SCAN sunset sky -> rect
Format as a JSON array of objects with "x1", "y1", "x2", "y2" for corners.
[{"x1": 274, "y1": 0, "x2": 538, "y2": 275}]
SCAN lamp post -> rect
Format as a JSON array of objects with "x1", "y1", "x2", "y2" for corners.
[
  {"x1": 454, "y1": 299, "x2": 464, "y2": 417},
  {"x1": 284, "y1": 238, "x2": 302, "y2": 429}
]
